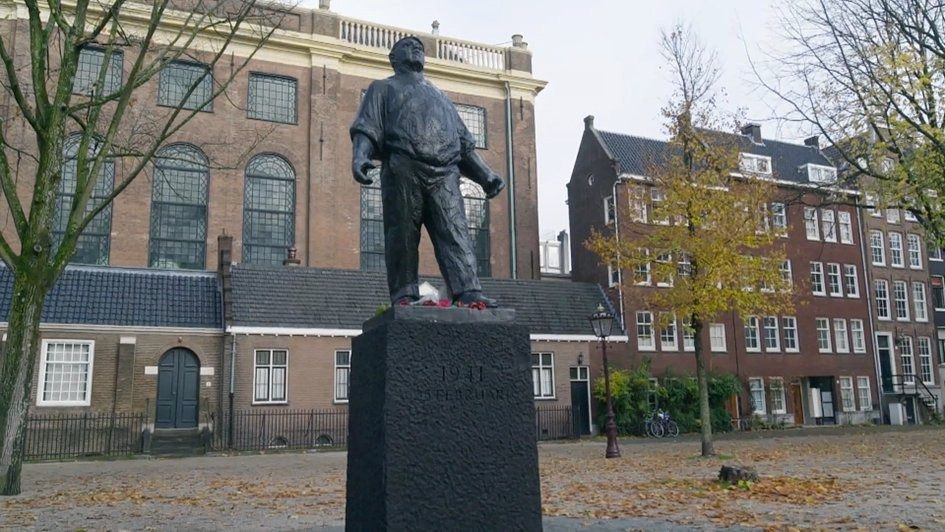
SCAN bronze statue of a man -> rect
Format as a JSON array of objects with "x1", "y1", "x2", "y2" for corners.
[{"x1": 350, "y1": 36, "x2": 505, "y2": 307}]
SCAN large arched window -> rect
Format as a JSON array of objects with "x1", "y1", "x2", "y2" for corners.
[
  {"x1": 461, "y1": 178, "x2": 491, "y2": 277},
  {"x1": 149, "y1": 144, "x2": 209, "y2": 269},
  {"x1": 53, "y1": 134, "x2": 114, "y2": 265},
  {"x1": 360, "y1": 167, "x2": 384, "y2": 272},
  {"x1": 243, "y1": 154, "x2": 295, "y2": 265}
]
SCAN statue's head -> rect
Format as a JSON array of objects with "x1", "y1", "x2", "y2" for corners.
[{"x1": 389, "y1": 36, "x2": 425, "y2": 73}]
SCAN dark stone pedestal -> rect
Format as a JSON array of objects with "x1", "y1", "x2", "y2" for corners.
[{"x1": 345, "y1": 306, "x2": 542, "y2": 531}]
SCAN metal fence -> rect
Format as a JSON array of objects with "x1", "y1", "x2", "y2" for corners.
[
  {"x1": 214, "y1": 409, "x2": 348, "y2": 451},
  {"x1": 23, "y1": 411, "x2": 146, "y2": 461},
  {"x1": 535, "y1": 405, "x2": 576, "y2": 441}
]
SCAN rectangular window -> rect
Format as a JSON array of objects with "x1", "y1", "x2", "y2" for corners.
[
  {"x1": 889, "y1": 232, "x2": 904, "y2": 267},
  {"x1": 816, "y1": 318, "x2": 832, "y2": 352},
  {"x1": 37, "y1": 340, "x2": 94, "y2": 406},
  {"x1": 851, "y1": 319, "x2": 866, "y2": 353},
  {"x1": 247, "y1": 73, "x2": 297, "y2": 124},
  {"x1": 770, "y1": 202, "x2": 787, "y2": 234},
  {"x1": 887, "y1": 207, "x2": 901, "y2": 224},
  {"x1": 455, "y1": 104, "x2": 487, "y2": 148},
  {"x1": 900, "y1": 337, "x2": 915, "y2": 385},
  {"x1": 839, "y1": 376, "x2": 855, "y2": 412},
  {"x1": 940, "y1": 329, "x2": 945, "y2": 364},
  {"x1": 867, "y1": 193, "x2": 881, "y2": 217},
  {"x1": 905, "y1": 208, "x2": 918, "y2": 222},
  {"x1": 158, "y1": 60, "x2": 213, "y2": 111},
  {"x1": 821, "y1": 209, "x2": 837, "y2": 242},
  {"x1": 749, "y1": 377, "x2": 766, "y2": 414},
  {"x1": 783, "y1": 317, "x2": 799, "y2": 352},
  {"x1": 744, "y1": 316, "x2": 761, "y2": 352},
  {"x1": 334, "y1": 350, "x2": 351, "y2": 402},
  {"x1": 933, "y1": 276, "x2": 945, "y2": 310},
  {"x1": 254, "y1": 349, "x2": 288, "y2": 403},
  {"x1": 607, "y1": 264, "x2": 620, "y2": 287},
  {"x1": 913, "y1": 282, "x2": 928, "y2": 322},
  {"x1": 637, "y1": 312, "x2": 655, "y2": 351},
  {"x1": 629, "y1": 186, "x2": 647, "y2": 223},
  {"x1": 741, "y1": 153, "x2": 772, "y2": 175},
  {"x1": 531, "y1": 353, "x2": 555, "y2": 398},
  {"x1": 769, "y1": 377, "x2": 786, "y2": 414},
  {"x1": 804, "y1": 207, "x2": 820, "y2": 240},
  {"x1": 73, "y1": 46, "x2": 122, "y2": 95},
  {"x1": 655, "y1": 252, "x2": 673, "y2": 287},
  {"x1": 833, "y1": 319, "x2": 849, "y2": 353},
  {"x1": 827, "y1": 263, "x2": 843, "y2": 296},
  {"x1": 871, "y1": 231, "x2": 886, "y2": 265},
  {"x1": 857, "y1": 377, "x2": 872, "y2": 411},
  {"x1": 810, "y1": 262, "x2": 825, "y2": 295},
  {"x1": 682, "y1": 318, "x2": 695, "y2": 351},
  {"x1": 677, "y1": 254, "x2": 692, "y2": 278},
  {"x1": 604, "y1": 195, "x2": 616, "y2": 224},
  {"x1": 876, "y1": 280, "x2": 891, "y2": 319},
  {"x1": 918, "y1": 337, "x2": 934, "y2": 385},
  {"x1": 763, "y1": 316, "x2": 779, "y2": 351},
  {"x1": 633, "y1": 251, "x2": 650, "y2": 286},
  {"x1": 650, "y1": 188, "x2": 669, "y2": 225},
  {"x1": 780, "y1": 260, "x2": 793, "y2": 288},
  {"x1": 838, "y1": 211, "x2": 853, "y2": 244},
  {"x1": 893, "y1": 280, "x2": 910, "y2": 321},
  {"x1": 930, "y1": 246, "x2": 943, "y2": 261},
  {"x1": 660, "y1": 318, "x2": 678, "y2": 351},
  {"x1": 907, "y1": 234, "x2": 922, "y2": 269},
  {"x1": 843, "y1": 264, "x2": 859, "y2": 298},
  {"x1": 710, "y1": 323, "x2": 726, "y2": 352},
  {"x1": 807, "y1": 164, "x2": 837, "y2": 183}
]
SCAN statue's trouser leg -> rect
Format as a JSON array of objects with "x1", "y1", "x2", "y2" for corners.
[
  {"x1": 423, "y1": 169, "x2": 482, "y2": 298},
  {"x1": 382, "y1": 161, "x2": 424, "y2": 303}
]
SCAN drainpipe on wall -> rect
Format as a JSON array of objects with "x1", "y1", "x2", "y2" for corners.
[
  {"x1": 855, "y1": 197, "x2": 885, "y2": 421},
  {"x1": 611, "y1": 176, "x2": 627, "y2": 333},
  {"x1": 228, "y1": 333, "x2": 237, "y2": 449},
  {"x1": 504, "y1": 81, "x2": 517, "y2": 279}
]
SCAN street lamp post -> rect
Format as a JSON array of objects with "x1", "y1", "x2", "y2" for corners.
[{"x1": 590, "y1": 304, "x2": 620, "y2": 459}]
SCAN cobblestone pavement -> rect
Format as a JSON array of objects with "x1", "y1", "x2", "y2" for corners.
[{"x1": 2, "y1": 425, "x2": 944, "y2": 530}]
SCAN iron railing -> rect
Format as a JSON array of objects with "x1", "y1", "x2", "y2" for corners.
[
  {"x1": 535, "y1": 405, "x2": 576, "y2": 441},
  {"x1": 23, "y1": 411, "x2": 146, "y2": 461},
  {"x1": 214, "y1": 409, "x2": 348, "y2": 451}
]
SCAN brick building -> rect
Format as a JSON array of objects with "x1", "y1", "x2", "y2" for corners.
[{"x1": 568, "y1": 117, "x2": 881, "y2": 426}]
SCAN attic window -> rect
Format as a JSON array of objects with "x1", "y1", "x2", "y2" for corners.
[
  {"x1": 740, "y1": 153, "x2": 771, "y2": 175},
  {"x1": 805, "y1": 164, "x2": 837, "y2": 184}
]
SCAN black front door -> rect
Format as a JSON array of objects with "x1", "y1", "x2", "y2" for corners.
[
  {"x1": 156, "y1": 348, "x2": 200, "y2": 429},
  {"x1": 877, "y1": 334, "x2": 895, "y2": 393},
  {"x1": 569, "y1": 366, "x2": 591, "y2": 436}
]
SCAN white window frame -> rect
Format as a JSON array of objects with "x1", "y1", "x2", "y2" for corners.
[
  {"x1": 933, "y1": 275, "x2": 945, "y2": 311},
  {"x1": 838, "y1": 211, "x2": 853, "y2": 244},
  {"x1": 782, "y1": 316, "x2": 799, "y2": 352},
  {"x1": 780, "y1": 260, "x2": 793, "y2": 288},
  {"x1": 763, "y1": 316, "x2": 780, "y2": 352},
  {"x1": 604, "y1": 195, "x2": 615, "y2": 225},
  {"x1": 744, "y1": 316, "x2": 761, "y2": 352},
  {"x1": 607, "y1": 263, "x2": 620, "y2": 288},
  {"x1": 810, "y1": 261, "x2": 825, "y2": 296},
  {"x1": 907, "y1": 234, "x2": 922, "y2": 269},
  {"x1": 660, "y1": 316, "x2": 678, "y2": 351},
  {"x1": 710, "y1": 323, "x2": 726, "y2": 352},
  {"x1": 37, "y1": 339, "x2": 95, "y2": 407},
  {"x1": 821, "y1": 209, "x2": 837, "y2": 242},
  {"x1": 770, "y1": 202, "x2": 787, "y2": 235},
  {"x1": 806, "y1": 163, "x2": 837, "y2": 183},
  {"x1": 913, "y1": 282, "x2": 928, "y2": 322},
  {"x1": 636, "y1": 311, "x2": 655, "y2": 351},
  {"x1": 749, "y1": 377, "x2": 766, "y2": 414},
  {"x1": 839, "y1": 376, "x2": 856, "y2": 412},
  {"x1": 930, "y1": 245, "x2": 943, "y2": 261},
  {"x1": 655, "y1": 252, "x2": 674, "y2": 287},
  {"x1": 531, "y1": 352, "x2": 556, "y2": 399},
  {"x1": 333, "y1": 350, "x2": 351, "y2": 403},
  {"x1": 918, "y1": 337, "x2": 934, "y2": 385},
  {"x1": 827, "y1": 263, "x2": 843, "y2": 297},
  {"x1": 833, "y1": 318, "x2": 850, "y2": 353},
  {"x1": 850, "y1": 319, "x2": 866, "y2": 353},
  {"x1": 682, "y1": 318, "x2": 695, "y2": 352},
  {"x1": 843, "y1": 264, "x2": 859, "y2": 298},
  {"x1": 816, "y1": 318, "x2": 832, "y2": 353},
  {"x1": 875, "y1": 280, "x2": 891, "y2": 320},
  {"x1": 900, "y1": 336, "x2": 915, "y2": 385},
  {"x1": 870, "y1": 231, "x2": 886, "y2": 266},
  {"x1": 769, "y1": 377, "x2": 786, "y2": 414},
  {"x1": 650, "y1": 187, "x2": 669, "y2": 225},
  {"x1": 893, "y1": 280, "x2": 910, "y2": 321},
  {"x1": 866, "y1": 193, "x2": 882, "y2": 217},
  {"x1": 633, "y1": 250, "x2": 650, "y2": 286},
  {"x1": 804, "y1": 207, "x2": 820, "y2": 240},
  {"x1": 887, "y1": 207, "x2": 900, "y2": 224},
  {"x1": 857, "y1": 377, "x2": 872, "y2": 411},
  {"x1": 889, "y1": 232, "x2": 904, "y2": 268},
  {"x1": 629, "y1": 186, "x2": 647, "y2": 223},
  {"x1": 253, "y1": 348, "x2": 288, "y2": 405},
  {"x1": 741, "y1": 153, "x2": 772, "y2": 175}
]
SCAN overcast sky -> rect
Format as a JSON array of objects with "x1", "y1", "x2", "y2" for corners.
[{"x1": 310, "y1": 0, "x2": 804, "y2": 240}]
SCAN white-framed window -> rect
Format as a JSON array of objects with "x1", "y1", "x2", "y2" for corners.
[
  {"x1": 889, "y1": 232, "x2": 904, "y2": 267},
  {"x1": 816, "y1": 318, "x2": 832, "y2": 352},
  {"x1": 930, "y1": 245, "x2": 943, "y2": 261},
  {"x1": 905, "y1": 208, "x2": 918, "y2": 222},
  {"x1": 607, "y1": 263, "x2": 620, "y2": 287},
  {"x1": 677, "y1": 254, "x2": 692, "y2": 278},
  {"x1": 807, "y1": 164, "x2": 837, "y2": 183},
  {"x1": 804, "y1": 207, "x2": 820, "y2": 240},
  {"x1": 682, "y1": 318, "x2": 695, "y2": 352},
  {"x1": 741, "y1": 153, "x2": 772, "y2": 175},
  {"x1": 334, "y1": 350, "x2": 350, "y2": 403},
  {"x1": 940, "y1": 328, "x2": 945, "y2": 364},
  {"x1": 254, "y1": 349, "x2": 288, "y2": 404},
  {"x1": 900, "y1": 336, "x2": 915, "y2": 385},
  {"x1": 866, "y1": 193, "x2": 882, "y2": 217},
  {"x1": 636, "y1": 311, "x2": 655, "y2": 351},
  {"x1": 629, "y1": 186, "x2": 647, "y2": 223},
  {"x1": 633, "y1": 251, "x2": 650, "y2": 286},
  {"x1": 655, "y1": 252, "x2": 674, "y2": 287},
  {"x1": 838, "y1": 211, "x2": 853, "y2": 244},
  {"x1": 821, "y1": 209, "x2": 837, "y2": 242},
  {"x1": 933, "y1": 276, "x2": 945, "y2": 310},
  {"x1": 913, "y1": 282, "x2": 928, "y2": 322},
  {"x1": 887, "y1": 207, "x2": 900, "y2": 224},
  {"x1": 604, "y1": 195, "x2": 615, "y2": 224},
  {"x1": 839, "y1": 376, "x2": 855, "y2": 412},
  {"x1": 749, "y1": 377, "x2": 766, "y2": 414},
  {"x1": 783, "y1": 316, "x2": 799, "y2": 352},
  {"x1": 833, "y1": 319, "x2": 850, "y2": 353},
  {"x1": 37, "y1": 340, "x2": 95, "y2": 406},
  {"x1": 650, "y1": 188, "x2": 669, "y2": 225},
  {"x1": 769, "y1": 377, "x2": 786, "y2": 414},
  {"x1": 763, "y1": 316, "x2": 779, "y2": 351},
  {"x1": 770, "y1": 202, "x2": 787, "y2": 234},
  {"x1": 531, "y1": 352, "x2": 555, "y2": 399},
  {"x1": 827, "y1": 263, "x2": 843, "y2": 296},
  {"x1": 918, "y1": 337, "x2": 934, "y2": 385},
  {"x1": 857, "y1": 377, "x2": 872, "y2": 411},
  {"x1": 710, "y1": 323, "x2": 726, "y2": 352},
  {"x1": 875, "y1": 280, "x2": 891, "y2": 320},
  {"x1": 810, "y1": 262, "x2": 825, "y2": 295},
  {"x1": 843, "y1": 264, "x2": 859, "y2": 298},
  {"x1": 744, "y1": 316, "x2": 761, "y2": 352},
  {"x1": 893, "y1": 280, "x2": 910, "y2": 321},
  {"x1": 660, "y1": 317, "x2": 678, "y2": 351},
  {"x1": 870, "y1": 231, "x2": 886, "y2": 265},
  {"x1": 850, "y1": 319, "x2": 866, "y2": 353},
  {"x1": 907, "y1": 234, "x2": 922, "y2": 269},
  {"x1": 780, "y1": 260, "x2": 793, "y2": 288}
]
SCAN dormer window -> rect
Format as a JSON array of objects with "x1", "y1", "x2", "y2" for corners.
[
  {"x1": 804, "y1": 164, "x2": 837, "y2": 184},
  {"x1": 740, "y1": 153, "x2": 772, "y2": 175}
]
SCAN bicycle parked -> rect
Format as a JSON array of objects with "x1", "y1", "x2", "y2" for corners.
[{"x1": 644, "y1": 409, "x2": 679, "y2": 438}]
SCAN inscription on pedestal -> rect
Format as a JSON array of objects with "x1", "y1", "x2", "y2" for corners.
[{"x1": 411, "y1": 363, "x2": 531, "y2": 403}]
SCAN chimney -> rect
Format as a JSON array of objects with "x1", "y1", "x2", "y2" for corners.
[
  {"x1": 318, "y1": 0, "x2": 330, "y2": 10},
  {"x1": 217, "y1": 233, "x2": 234, "y2": 322},
  {"x1": 804, "y1": 135, "x2": 820, "y2": 148},
  {"x1": 512, "y1": 34, "x2": 527, "y2": 49},
  {"x1": 557, "y1": 230, "x2": 571, "y2": 275},
  {"x1": 283, "y1": 246, "x2": 301, "y2": 267},
  {"x1": 584, "y1": 115, "x2": 595, "y2": 131},
  {"x1": 741, "y1": 123, "x2": 762, "y2": 144}
]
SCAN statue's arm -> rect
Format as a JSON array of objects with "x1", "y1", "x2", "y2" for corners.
[
  {"x1": 352, "y1": 133, "x2": 377, "y2": 185},
  {"x1": 459, "y1": 150, "x2": 506, "y2": 200}
]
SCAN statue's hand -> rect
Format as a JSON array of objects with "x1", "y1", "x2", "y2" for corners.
[
  {"x1": 482, "y1": 173, "x2": 506, "y2": 199},
  {"x1": 353, "y1": 158, "x2": 377, "y2": 185}
]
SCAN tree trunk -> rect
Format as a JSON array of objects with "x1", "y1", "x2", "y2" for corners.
[
  {"x1": 0, "y1": 271, "x2": 49, "y2": 495},
  {"x1": 692, "y1": 318, "x2": 714, "y2": 457}
]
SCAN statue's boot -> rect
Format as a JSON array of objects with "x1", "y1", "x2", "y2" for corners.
[{"x1": 454, "y1": 290, "x2": 498, "y2": 308}]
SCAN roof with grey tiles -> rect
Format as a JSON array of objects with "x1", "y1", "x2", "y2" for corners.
[
  {"x1": 229, "y1": 265, "x2": 617, "y2": 335},
  {"x1": 0, "y1": 265, "x2": 222, "y2": 329},
  {"x1": 595, "y1": 129, "x2": 835, "y2": 185}
]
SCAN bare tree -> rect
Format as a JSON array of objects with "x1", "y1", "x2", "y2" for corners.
[
  {"x1": 761, "y1": 0, "x2": 945, "y2": 241},
  {"x1": 0, "y1": 0, "x2": 283, "y2": 495}
]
